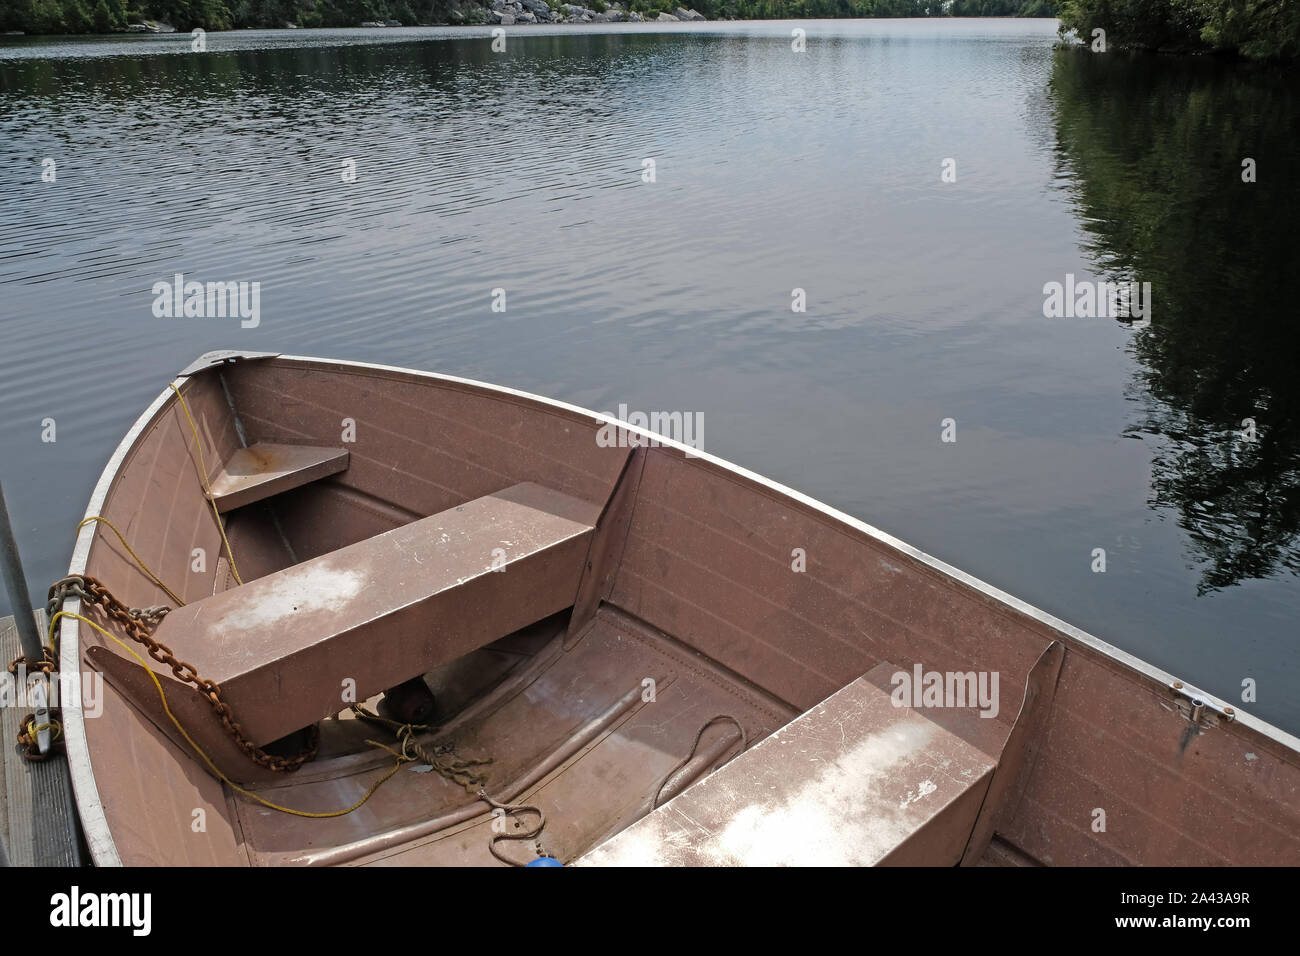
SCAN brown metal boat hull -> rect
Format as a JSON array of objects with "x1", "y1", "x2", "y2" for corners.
[{"x1": 57, "y1": 355, "x2": 1300, "y2": 866}]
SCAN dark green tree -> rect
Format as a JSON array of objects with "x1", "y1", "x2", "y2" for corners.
[
  {"x1": 1059, "y1": 0, "x2": 1300, "y2": 58},
  {"x1": 92, "y1": 0, "x2": 127, "y2": 30}
]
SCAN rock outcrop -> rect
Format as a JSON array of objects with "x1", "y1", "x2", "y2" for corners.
[{"x1": 381, "y1": 3, "x2": 706, "y2": 27}]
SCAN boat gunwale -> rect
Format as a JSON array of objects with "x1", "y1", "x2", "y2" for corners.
[
  {"x1": 61, "y1": 377, "x2": 181, "y2": 868},
  {"x1": 60, "y1": 352, "x2": 1300, "y2": 867}
]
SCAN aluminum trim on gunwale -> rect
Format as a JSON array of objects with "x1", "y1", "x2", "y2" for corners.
[
  {"x1": 61, "y1": 378, "x2": 187, "y2": 867},
  {"x1": 60, "y1": 355, "x2": 1300, "y2": 867}
]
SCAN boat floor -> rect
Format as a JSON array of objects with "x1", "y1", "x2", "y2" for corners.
[{"x1": 232, "y1": 606, "x2": 797, "y2": 866}]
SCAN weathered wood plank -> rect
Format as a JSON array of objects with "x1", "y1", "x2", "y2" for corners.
[{"x1": 1, "y1": 610, "x2": 83, "y2": 866}]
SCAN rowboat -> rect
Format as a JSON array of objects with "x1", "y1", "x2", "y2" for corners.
[{"x1": 55, "y1": 351, "x2": 1300, "y2": 866}]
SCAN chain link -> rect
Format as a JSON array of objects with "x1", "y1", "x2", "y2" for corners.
[
  {"x1": 0, "y1": 579, "x2": 77, "y2": 677},
  {"x1": 49, "y1": 574, "x2": 318, "y2": 773},
  {"x1": 6, "y1": 646, "x2": 56, "y2": 676},
  {"x1": 16, "y1": 712, "x2": 62, "y2": 761}
]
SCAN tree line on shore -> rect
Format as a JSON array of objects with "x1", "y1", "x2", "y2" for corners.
[{"x1": 1, "y1": 0, "x2": 1295, "y2": 60}]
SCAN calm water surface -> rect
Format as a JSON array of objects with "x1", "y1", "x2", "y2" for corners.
[{"x1": 2, "y1": 21, "x2": 1298, "y2": 730}]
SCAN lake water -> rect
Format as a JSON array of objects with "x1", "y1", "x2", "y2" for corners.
[{"x1": 2, "y1": 20, "x2": 1298, "y2": 731}]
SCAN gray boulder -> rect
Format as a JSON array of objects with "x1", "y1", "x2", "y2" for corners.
[
  {"x1": 499, "y1": 12, "x2": 516, "y2": 23},
  {"x1": 685, "y1": 7, "x2": 705, "y2": 18},
  {"x1": 656, "y1": 11, "x2": 677, "y2": 20},
  {"x1": 520, "y1": 0, "x2": 550, "y2": 13},
  {"x1": 627, "y1": 11, "x2": 643, "y2": 20},
  {"x1": 518, "y1": 10, "x2": 537, "y2": 21}
]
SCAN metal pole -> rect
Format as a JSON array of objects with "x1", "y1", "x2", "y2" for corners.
[{"x1": 0, "y1": 479, "x2": 43, "y2": 662}]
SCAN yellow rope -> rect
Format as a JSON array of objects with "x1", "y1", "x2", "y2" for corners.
[
  {"x1": 67, "y1": 383, "x2": 243, "y2": 610},
  {"x1": 74, "y1": 516, "x2": 184, "y2": 607},
  {"x1": 168, "y1": 383, "x2": 242, "y2": 586},
  {"x1": 27, "y1": 719, "x2": 62, "y2": 740},
  {"x1": 365, "y1": 739, "x2": 408, "y2": 761},
  {"x1": 349, "y1": 704, "x2": 429, "y2": 735},
  {"x1": 56, "y1": 610, "x2": 404, "y2": 819},
  {"x1": 46, "y1": 387, "x2": 414, "y2": 817}
]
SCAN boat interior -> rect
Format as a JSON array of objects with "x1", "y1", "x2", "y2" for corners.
[{"x1": 66, "y1": 355, "x2": 1300, "y2": 867}]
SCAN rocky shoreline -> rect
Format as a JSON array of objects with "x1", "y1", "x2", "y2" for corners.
[{"x1": 473, "y1": 3, "x2": 707, "y2": 24}]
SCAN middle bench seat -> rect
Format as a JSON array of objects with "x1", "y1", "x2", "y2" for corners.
[{"x1": 147, "y1": 482, "x2": 602, "y2": 745}]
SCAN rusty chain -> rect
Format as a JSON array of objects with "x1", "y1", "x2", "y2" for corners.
[
  {"x1": 16, "y1": 712, "x2": 63, "y2": 761},
  {"x1": 46, "y1": 573, "x2": 318, "y2": 773},
  {"x1": 6, "y1": 645, "x2": 55, "y2": 676},
  {"x1": 2, "y1": 580, "x2": 72, "y2": 676}
]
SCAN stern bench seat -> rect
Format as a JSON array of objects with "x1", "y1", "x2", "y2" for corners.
[{"x1": 578, "y1": 662, "x2": 1005, "y2": 866}]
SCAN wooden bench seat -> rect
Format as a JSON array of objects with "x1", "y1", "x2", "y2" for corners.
[
  {"x1": 135, "y1": 482, "x2": 602, "y2": 746},
  {"x1": 578, "y1": 662, "x2": 1005, "y2": 866}
]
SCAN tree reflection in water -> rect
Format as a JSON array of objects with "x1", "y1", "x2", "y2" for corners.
[{"x1": 1048, "y1": 49, "x2": 1300, "y2": 594}]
